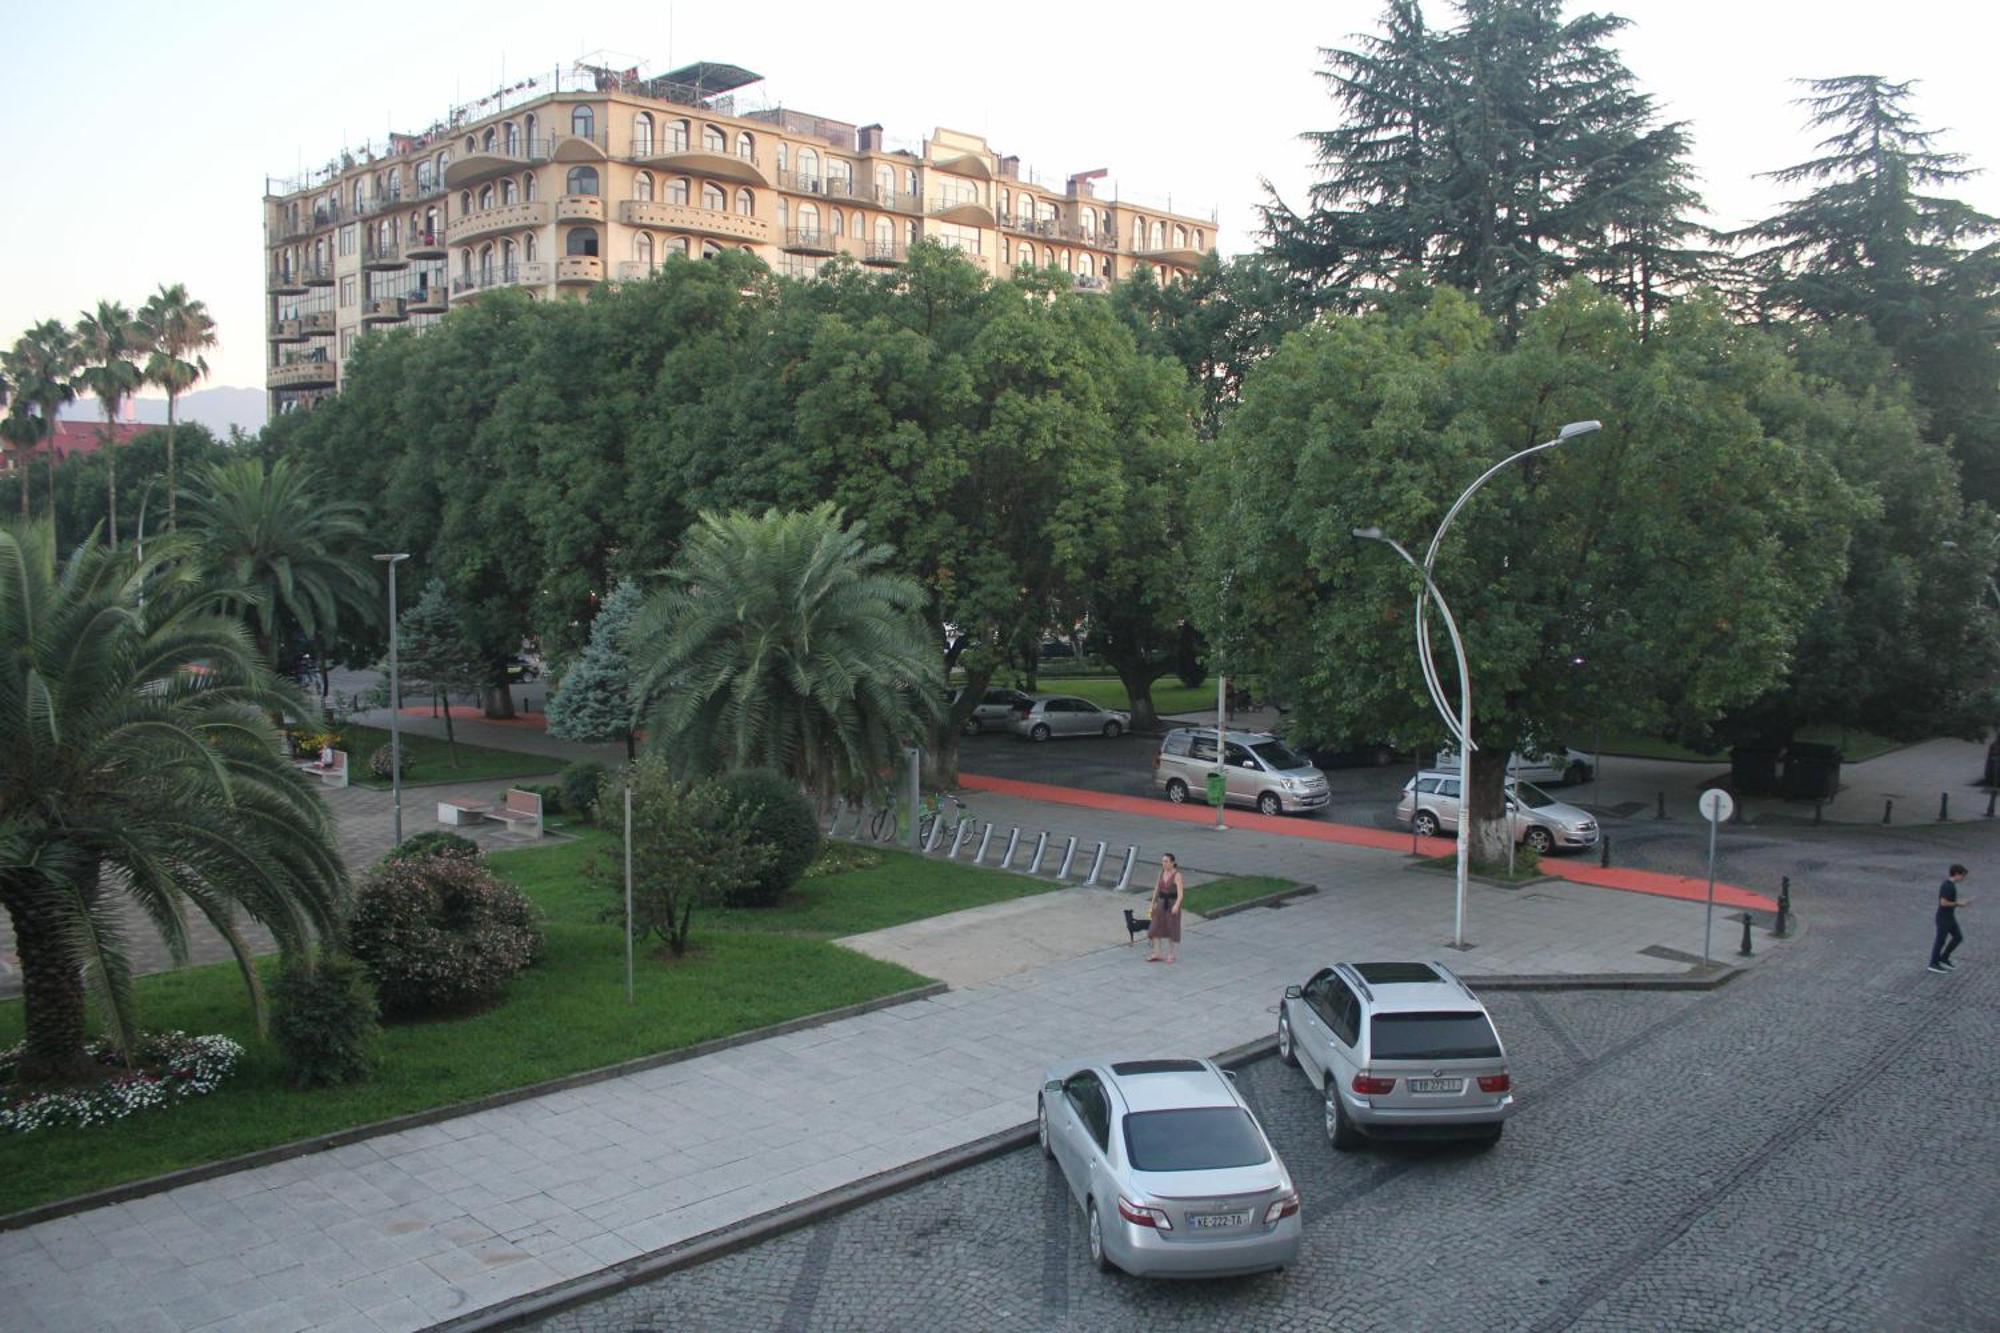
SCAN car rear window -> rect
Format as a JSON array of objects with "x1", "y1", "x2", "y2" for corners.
[
  {"x1": 1122, "y1": 1108, "x2": 1271, "y2": 1171},
  {"x1": 1370, "y1": 1012, "x2": 1501, "y2": 1060}
]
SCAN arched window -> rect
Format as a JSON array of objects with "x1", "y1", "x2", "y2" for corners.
[
  {"x1": 571, "y1": 105, "x2": 595, "y2": 140},
  {"x1": 478, "y1": 185, "x2": 494, "y2": 211},
  {"x1": 670, "y1": 119, "x2": 690, "y2": 151},
  {"x1": 479, "y1": 243, "x2": 494, "y2": 277},
  {"x1": 702, "y1": 123, "x2": 726, "y2": 152},
  {"x1": 417, "y1": 161, "x2": 433, "y2": 190},
  {"x1": 459, "y1": 248, "x2": 472, "y2": 278},
  {"x1": 736, "y1": 131, "x2": 754, "y2": 160},
  {"x1": 482, "y1": 128, "x2": 496, "y2": 152},
  {"x1": 701, "y1": 240, "x2": 723, "y2": 259},
  {"x1": 999, "y1": 188, "x2": 1010, "y2": 219},
  {"x1": 566, "y1": 166, "x2": 600, "y2": 196},
  {"x1": 523, "y1": 173, "x2": 538, "y2": 201},
  {"x1": 1151, "y1": 220, "x2": 1166, "y2": 249},
  {"x1": 1132, "y1": 217, "x2": 1145, "y2": 251},
  {"x1": 460, "y1": 190, "x2": 473, "y2": 216},
  {"x1": 735, "y1": 188, "x2": 753, "y2": 216},
  {"x1": 670, "y1": 236, "x2": 690, "y2": 257},
  {"x1": 828, "y1": 158, "x2": 851, "y2": 193},
  {"x1": 876, "y1": 216, "x2": 894, "y2": 245},
  {"x1": 435, "y1": 150, "x2": 448, "y2": 177},
  {"x1": 313, "y1": 238, "x2": 325, "y2": 267},
  {"x1": 777, "y1": 197, "x2": 788, "y2": 229},
  {"x1": 1017, "y1": 242, "x2": 1033, "y2": 268},
  {"x1": 776, "y1": 142, "x2": 788, "y2": 175},
  {"x1": 1081, "y1": 209, "x2": 1095, "y2": 237},
  {"x1": 876, "y1": 165, "x2": 894, "y2": 201},
  {"x1": 524, "y1": 113, "x2": 537, "y2": 145},
  {"x1": 501, "y1": 238, "x2": 515, "y2": 267},
  {"x1": 830, "y1": 208, "x2": 844, "y2": 237},
  {"x1": 633, "y1": 113, "x2": 654, "y2": 156},
  {"x1": 799, "y1": 203, "x2": 820, "y2": 236},
  {"x1": 798, "y1": 147, "x2": 820, "y2": 186},
  {"x1": 669, "y1": 176, "x2": 690, "y2": 205},
  {"x1": 422, "y1": 206, "x2": 438, "y2": 240},
  {"x1": 524, "y1": 232, "x2": 537, "y2": 261},
  {"x1": 500, "y1": 179, "x2": 517, "y2": 205},
  {"x1": 1044, "y1": 247, "x2": 1054, "y2": 267},
  {"x1": 1195, "y1": 229, "x2": 1205, "y2": 251},
  {"x1": 504, "y1": 121, "x2": 518, "y2": 155},
  {"x1": 1175, "y1": 225, "x2": 1189, "y2": 249},
  {"x1": 701, "y1": 182, "x2": 725, "y2": 211},
  {"x1": 1079, "y1": 253, "x2": 1094, "y2": 278},
  {"x1": 634, "y1": 231, "x2": 654, "y2": 266},
  {"x1": 566, "y1": 227, "x2": 599, "y2": 257},
  {"x1": 908, "y1": 220, "x2": 920, "y2": 246},
  {"x1": 1063, "y1": 250, "x2": 1073, "y2": 272},
  {"x1": 905, "y1": 169, "x2": 917, "y2": 195},
  {"x1": 634, "y1": 171, "x2": 654, "y2": 202},
  {"x1": 464, "y1": 135, "x2": 476, "y2": 154}
]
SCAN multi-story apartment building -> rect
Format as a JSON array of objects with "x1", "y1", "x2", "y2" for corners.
[{"x1": 264, "y1": 60, "x2": 1218, "y2": 415}]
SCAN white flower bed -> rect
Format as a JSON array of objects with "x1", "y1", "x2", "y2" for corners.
[{"x1": 0, "y1": 1030, "x2": 244, "y2": 1133}]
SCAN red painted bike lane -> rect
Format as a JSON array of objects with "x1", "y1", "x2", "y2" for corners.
[{"x1": 958, "y1": 773, "x2": 1775, "y2": 912}]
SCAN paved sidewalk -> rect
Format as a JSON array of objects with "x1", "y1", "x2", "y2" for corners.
[{"x1": 0, "y1": 805, "x2": 1787, "y2": 1333}]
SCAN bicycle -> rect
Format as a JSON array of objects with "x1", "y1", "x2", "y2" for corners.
[
  {"x1": 917, "y1": 793, "x2": 972, "y2": 847},
  {"x1": 868, "y1": 804, "x2": 900, "y2": 842}
]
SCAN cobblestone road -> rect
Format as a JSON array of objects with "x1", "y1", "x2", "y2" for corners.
[{"x1": 533, "y1": 819, "x2": 2000, "y2": 1331}]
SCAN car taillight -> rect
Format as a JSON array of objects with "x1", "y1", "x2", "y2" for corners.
[
  {"x1": 1263, "y1": 1191, "x2": 1300, "y2": 1224},
  {"x1": 1479, "y1": 1073, "x2": 1512, "y2": 1093},
  {"x1": 1117, "y1": 1196, "x2": 1173, "y2": 1230},
  {"x1": 1351, "y1": 1074, "x2": 1396, "y2": 1095}
]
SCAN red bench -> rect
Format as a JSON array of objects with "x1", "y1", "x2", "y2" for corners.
[{"x1": 496, "y1": 788, "x2": 543, "y2": 837}]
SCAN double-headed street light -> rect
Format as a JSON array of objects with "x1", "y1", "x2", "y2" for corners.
[
  {"x1": 1356, "y1": 420, "x2": 1602, "y2": 949},
  {"x1": 374, "y1": 553, "x2": 411, "y2": 844}
]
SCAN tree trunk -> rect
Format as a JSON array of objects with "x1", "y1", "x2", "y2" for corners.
[
  {"x1": 165, "y1": 392, "x2": 179, "y2": 532},
  {"x1": 1466, "y1": 745, "x2": 1514, "y2": 873},
  {"x1": 482, "y1": 681, "x2": 516, "y2": 720},
  {"x1": 624, "y1": 729, "x2": 636, "y2": 761},
  {"x1": 104, "y1": 418, "x2": 118, "y2": 552},
  {"x1": 440, "y1": 688, "x2": 459, "y2": 767},
  {"x1": 5, "y1": 892, "x2": 94, "y2": 1082},
  {"x1": 1107, "y1": 657, "x2": 1167, "y2": 734}
]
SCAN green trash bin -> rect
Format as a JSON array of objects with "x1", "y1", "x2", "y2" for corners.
[{"x1": 1206, "y1": 771, "x2": 1227, "y2": 806}]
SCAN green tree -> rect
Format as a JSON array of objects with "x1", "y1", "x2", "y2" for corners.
[
  {"x1": 546, "y1": 579, "x2": 645, "y2": 758},
  {"x1": 138, "y1": 283, "x2": 219, "y2": 533},
  {"x1": 1, "y1": 320, "x2": 78, "y2": 522},
  {"x1": 1199, "y1": 283, "x2": 1854, "y2": 869},
  {"x1": 632, "y1": 504, "x2": 942, "y2": 800},
  {"x1": 394, "y1": 577, "x2": 488, "y2": 764},
  {"x1": 72, "y1": 300, "x2": 149, "y2": 551},
  {"x1": 0, "y1": 522, "x2": 348, "y2": 1080},
  {"x1": 598, "y1": 757, "x2": 773, "y2": 958}
]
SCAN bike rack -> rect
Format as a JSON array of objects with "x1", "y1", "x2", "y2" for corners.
[
  {"x1": 847, "y1": 806, "x2": 870, "y2": 839},
  {"x1": 1055, "y1": 835, "x2": 1079, "y2": 880},
  {"x1": 923, "y1": 814, "x2": 946, "y2": 854},
  {"x1": 1114, "y1": 846, "x2": 1139, "y2": 891},
  {"x1": 1084, "y1": 841, "x2": 1107, "y2": 886},
  {"x1": 974, "y1": 822, "x2": 995, "y2": 865},
  {"x1": 1026, "y1": 832, "x2": 1050, "y2": 875},
  {"x1": 949, "y1": 817, "x2": 973, "y2": 859},
  {"x1": 825, "y1": 800, "x2": 844, "y2": 835},
  {"x1": 1001, "y1": 827, "x2": 1021, "y2": 869}
]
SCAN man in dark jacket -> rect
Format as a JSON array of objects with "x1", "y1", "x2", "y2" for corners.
[{"x1": 1928, "y1": 864, "x2": 1969, "y2": 973}]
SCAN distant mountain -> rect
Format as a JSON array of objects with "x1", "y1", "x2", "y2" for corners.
[{"x1": 63, "y1": 386, "x2": 267, "y2": 438}]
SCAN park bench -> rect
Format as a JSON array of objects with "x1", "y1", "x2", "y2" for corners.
[
  {"x1": 297, "y1": 749, "x2": 348, "y2": 789},
  {"x1": 436, "y1": 796, "x2": 491, "y2": 826},
  {"x1": 495, "y1": 788, "x2": 543, "y2": 838}
]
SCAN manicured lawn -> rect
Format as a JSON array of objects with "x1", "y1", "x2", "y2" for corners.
[
  {"x1": 1182, "y1": 876, "x2": 1300, "y2": 918},
  {"x1": 337, "y1": 723, "x2": 557, "y2": 789},
  {"x1": 1593, "y1": 723, "x2": 1905, "y2": 764},
  {"x1": 1, "y1": 831, "x2": 1047, "y2": 1214},
  {"x1": 1043, "y1": 677, "x2": 1216, "y2": 718}
]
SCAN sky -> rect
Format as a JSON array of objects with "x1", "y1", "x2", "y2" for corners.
[{"x1": 3, "y1": 0, "x2": 1997, "y2": 416}]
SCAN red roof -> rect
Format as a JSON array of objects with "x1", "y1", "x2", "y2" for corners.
[{"x1": 1, "y1": 419, "x2": 152, "y2": 471}]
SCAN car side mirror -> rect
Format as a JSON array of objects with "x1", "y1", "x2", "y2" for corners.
[
  {"x1": 1044, "y1": 1079, "x2": 1063, "y2": 1094},
  {"x1": 1223, "y1": 1069, "x2": 1238, "y2": 1082},
  {"x1": 1284, "y1": 985, "x2": 1302, "y2": 999}
]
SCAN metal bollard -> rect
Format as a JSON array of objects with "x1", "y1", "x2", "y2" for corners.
[
  {"x1": 1026, "y1": 831, "x2": 1050, "y2": 875},
  {"x1": 1883, "y1": 798, "x2": 1893, "y2": 825},
  {"x1": 924, "y1": 814, "x2": 945, "y2": 854},
  {"x1": 1001, "y1": 826, "x2": 1022, "y2": 870},
  {"x1": 1989, "y1": 789, "x2": 1997, "y2": 819},
  {"x1": 949, "y1": 818, "x2": 973, "y2": 859},
  {"x1": 848, "y1": 806, "x2": 870, "y2": 839},
  {"x1": 1085, "y1": 841, "x2": 1108, "y2": 886},
  {"x1": 1738, "y1": 912, "x2": 1754, "y2": 957},
  {"x1": 826, "y1": 799, "x2": 844, "y2": 835},
  {"x1": 1599, "y1": 836, "x2": 1611, "y2": 869},
  {"x1": 1056, "y1": 836, "x2": 1079, "y2": 880},
  {"x1": 1814, "y1": 800, "x2": 1823, "y2": 826},
  {"x1": 1940, "y1": 792, "x2": 1950, "y2": 822},
  {"x1": 974, "y1": 822, "x2": 995, "y2": 865},
  {"x1": 1774, "y1": 875, "x2": 1791, "y2": 937},
  {"x1": 1114, "y1": 846, "x2": 1139, "y2": 891},
  {"x1": 1657, "y1": 790, "x2": 1667, "y2": 820}
]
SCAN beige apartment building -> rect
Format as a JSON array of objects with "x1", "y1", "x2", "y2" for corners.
[{"x1": 265, "y1": 60, "x2": 1218, "y2": 415}]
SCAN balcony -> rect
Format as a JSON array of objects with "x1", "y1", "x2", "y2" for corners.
[
  {"x1": 360, "y1": 296, "x2": 408, "y2": 324},
  {"x1": 554, "y1": 194, "x2": 605, "y2": 223},
  {"x1": 1133, "y1": 244, "x2": 1206, "y2": 269},
  {"x1": 299, "y1": 257, "x2": 335, "y2": 287},
  {"x1": 929, "y1": 152, "x2": 994, "y2": 181},
  {"x1": 782, "y1": 228, "x2": 837, "y2": 256},
  {"x1": 861, "y1": 241, "x2": 906, "y2": 266},
  {"x1": 449, "y1": 261, "x2": 548, "y2": 298},
  {"x1": 616, "y1": 260, "x2": 668, "y2": 282},
  {"x1": 630, "y1": 141, "x2": 769, "y2": 188},
  {"x1": 555, "y1": 256, "x2": 604, "y2": 284},
  {"x1": 442, "y1": 138, "x2": 552, "y2": 190},
  {"x1": 269, "y1": 310, "x2": 335, "y2": 342},
  {"x1": 929, "y1": 196, "x2": 995, "y2": 228},
  {"x1": 1072, "y1": 275, "x2": 1110, "y2": 295},
  {"x1": 362, "y1": 234, "x2": 406, "y2": 270},
  {"x1": 406, "y1": 227, "x2": 448, "y2": 260},
  {"x1": 447, "y1": 199, "x2": 551, "y2": 246},
  {"x1": 269, "y1": 265, "x2": 308, "y2": 295},
  {"x1": 269, "y1": 354, "x2": 337, "y2": 390},
  {"x1": 618, "y1": 199, "x2": 772, "y2": 245},
  {"x1": 407, "y1": 284, "x2": 447, "y2": 313}
]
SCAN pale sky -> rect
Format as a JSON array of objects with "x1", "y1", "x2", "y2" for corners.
[{"x1": 3, "y1": 0, "x2": 1997, "y2": 408}]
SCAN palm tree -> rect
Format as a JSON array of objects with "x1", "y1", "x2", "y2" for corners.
[
  {"x1": 0, "y1": 521, "x2": 348, "y2": 1081},
  {"x1": 0, "y1": 321, "x2": 79, "y2": 522},
  {"x1": 138, "y1": 284, "x2": 218, "y2": 532},
  {"x1": 633, "y1": 503, "x2": 943, "y2": 799},
  {"x1": 182, "y1": 456, "x2": 380, "y2": 667},
  {"x1": 73, "y1": 301, "x2": 148, "y2": 551}
]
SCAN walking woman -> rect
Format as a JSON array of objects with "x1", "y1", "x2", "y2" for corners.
[{"x1": 1146, "y1": 852, "x2": 1185, "y2": 964}]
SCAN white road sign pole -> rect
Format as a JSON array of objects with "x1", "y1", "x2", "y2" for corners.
[{"x1": 1697, "y1": 789, "x2": 1735, "y2": 963}]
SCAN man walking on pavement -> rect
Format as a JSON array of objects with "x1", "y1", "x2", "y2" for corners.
[{"x1": 1928, "y1": 864, "x2": 1969, "y2": 973}]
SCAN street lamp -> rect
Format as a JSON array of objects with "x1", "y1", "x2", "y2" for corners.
[
  {"x1": 1356, "y1": 419, "x2": 1602, "y2": 949},
  {"x1": 374, "y1": 553, "x2": 410, "y2": 844}
]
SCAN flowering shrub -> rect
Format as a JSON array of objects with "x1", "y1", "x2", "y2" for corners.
[
  {"x1": 369, "y1": 744, "x2": 410, "y2": 780},
  {"x1": 347, "y1": 854, "x2": 543, "y2": 1019},
  {"x1": 384, "y1": 830, "x2": 480, "y2": 864},
  {"x1": 0, "y1": 1031, "x2": 244, "y2": 1134}
]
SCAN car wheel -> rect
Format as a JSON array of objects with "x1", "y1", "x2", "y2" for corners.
[
  {"x1": 1086, "y1": 1199, "x2": 1114, "y2": 1273},
  {"x1": 1413, "y1": 810, "x2": 1441, "y2": 838},
  {"x1": 1031, "y1": 723, "x2": 1052, "y2": 742},
  {"x1": 1524, "y1": 827, "x2": 1555, "y2": 854},
  {"x1": 1165, "y1": 778, "x2": 1189, "y2": 804},
  {"x1": 1103, "y1": 721, "x2": 1123, "y2": 739},
  {"x1": 1473, "y1": 1124, "x2": 1505, "y2": 1150},
  {"x1": 962, "y1": 715, "x2": 982, "y2": 736},
  {"x1": 1257, "y1": 792, "x2": 1283, "y2": 816},
  {"x1": 1565, "y1": 761, "x2": 1591, "y2": 786},
  {"x1": 1326, "y1": 1083, "x2": 1363, "y2": 1151},
  {"x1": 1277, "y1": 1010, "x2": 1297, "y2": 1067},
  {"x1": 1037, "y1": 1096, "x2": 1053, "y2": 1160}
]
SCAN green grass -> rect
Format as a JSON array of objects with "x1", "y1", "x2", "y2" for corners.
[
  {"x1": 1182, "y1": 876, "x2": 1300, "y2": 918},
  {"x1": 1046, "y1": 677, "x2": 1216, "y2": 717},
  {"x1": 1, "y1": 830, "x2": 1057, "y2": 1215},
  {"x1": 1592, "y1": 723, "x2": 1905, "y2": 765},
  {"x1": 337, "y1": 723, "x2": 557, "y2": 789}
]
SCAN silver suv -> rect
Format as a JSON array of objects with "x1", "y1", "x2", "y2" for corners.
[
  {"x1": 1394, "y1": 770, "x2": 1597, "y2": 853},
  {"x1": 1154, "y1": 729, "x2": 1329, "y2": 816},
  {"x1": 1276, "y1": 961, "x2": 1513, "y2": 1148}
]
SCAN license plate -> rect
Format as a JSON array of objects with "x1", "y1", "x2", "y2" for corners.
[
  {"x1": 1408, "y1": 1077, "x2": 1464, "y2": 1094},
  {"x1": 1190, "y1": 1210, "x2": 1251, "y2": 1230}
]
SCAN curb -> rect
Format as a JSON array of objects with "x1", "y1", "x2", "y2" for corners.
[
  {"x1": 0, "y1": 981, "x2": 948, "y2": 1235},
  {"x1": 1462, "y1": 968, "x2": 1745, "y2": 992},
  {"x1": 1195, "y1": 882, "x2": 1321, "y2": 919},
  {"x1": 1405, "y1": 859, "x2": 1560, "y2": 890}
]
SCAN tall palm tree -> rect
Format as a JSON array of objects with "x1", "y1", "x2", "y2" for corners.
[
  {"x1": 73, "y1": 301, "x2": 148, "y2": 551},
  {"x1": 182, "y1": 456, "x2": 380, "y2": 666},
  {"x1": 139, "y1": 284, "x2": 218, "y2": 532},
  {"x1": 633, "y1": 503, "x2": 943, "y2": 799},
  {"x1": 0, "y1": 521, "x2": 347, "y2": 1081},
  {"x1": 0, "y1": 320, "x2": 79, "y2": 522}
]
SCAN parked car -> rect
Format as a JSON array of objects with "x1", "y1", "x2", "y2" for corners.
[
  {"x1": 1038, "y1": 1057, "x2": 1301, "y2": 1277},
  {"x1": 1155, "y1": 729, "x2": 1330, "y2": 816},
  {"x1": 1433, "y1": 742, "x2": 1592, "y2": 786},
  {"x1": 1010, "y1": 695, "x2": 1131, "y2": 741},
  {"x1": 1276, "y1": 961, "x2": 1513, "y2": 1149},
  {"x1": 1394, "y1": 770, "x2": 1598, "y2": 853},
  {"x1": 1299, "y1": 739, "x2": 1402, "y2": 769},
  {"x1": 502, "y1": 654, "x2": 540, "y2": 684},
  {"x1": 951, "y1": 685, "x2": 1034, "y2": 734}
]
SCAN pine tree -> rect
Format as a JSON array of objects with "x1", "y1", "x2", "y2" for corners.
[
  {"x1": 396, "y1": 578, "x2": 486, "y2": 765},
  {"x1": 546, "y1": 579, "x2": 644, "y2": 759}
]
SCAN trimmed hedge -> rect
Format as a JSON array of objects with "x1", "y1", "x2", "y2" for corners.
[
  {"x1": 718, "y1": 769, "x2": 822, "y2": 908},
  {"x1": 384, "y1": 830, "x2": 480, "y2": 863},
  {"x1": 270, "y1": 955, "x2": 380, "y2": 1088}
]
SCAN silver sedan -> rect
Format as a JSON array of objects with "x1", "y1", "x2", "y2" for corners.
[
  {"x1": 1009, "y1": 695, "x2": 1133, "y2": 741},
  {"x1": 1038, "y1": 1057, "x2": 1301, "y2": 1278}
]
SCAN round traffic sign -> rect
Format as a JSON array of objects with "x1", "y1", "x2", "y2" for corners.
[{"x1": 1698, "y1": 789, "x2": 1735, "y2": 824}]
